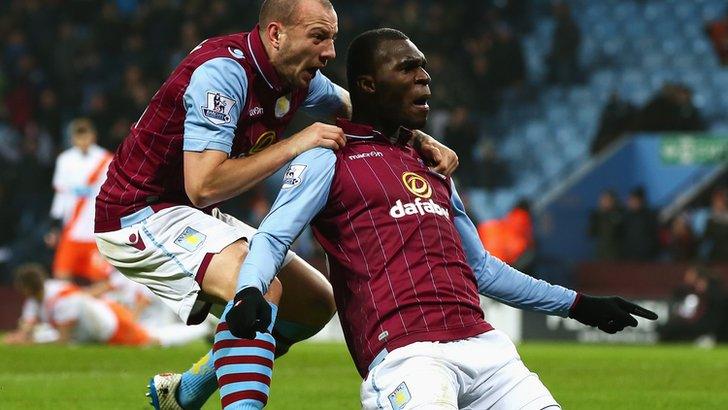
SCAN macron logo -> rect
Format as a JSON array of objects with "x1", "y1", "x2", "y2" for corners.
[
  {"x1": 348, "y1": 151, "x2": 383, "y2": 161},
  {"x1": 389, "y1": 198, "x2": 450, "y2": 219}
]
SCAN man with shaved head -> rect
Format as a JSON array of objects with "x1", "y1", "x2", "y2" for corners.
[{"x1": 94, "y1": 0, "x2": 459, "y2": 409}]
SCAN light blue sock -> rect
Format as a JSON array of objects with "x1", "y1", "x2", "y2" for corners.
[
  {"x1": 272, "y1": 319, "x2": 322, "y2": 356},
  {"x1": 176, "y1": 349, "x2": 218, "y2": 409},
  {"x1": 213, "y1": 301, "x2": 278, "y2": 410}
]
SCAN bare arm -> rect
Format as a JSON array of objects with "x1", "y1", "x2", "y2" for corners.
[
  {"x1": 2, "y1": 318, "x2": 36, "y2": 344},
  {"x1": 184, "y1": 122, "x2": 345, "y2": 208}
]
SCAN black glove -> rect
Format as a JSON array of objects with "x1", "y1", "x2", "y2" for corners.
[
  {"x1": 568, "y1": 293, "x2": 658, "y2": 334},
  {"x1": 225, "y1": 287, "x2": 272, "y2": 339}
]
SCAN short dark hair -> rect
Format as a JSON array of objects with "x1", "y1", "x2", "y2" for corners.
[
  {"x1": 14, "y1": 263, "x2": 47, "y2": 295},
  {"x1": 68, "y1": 117, "x2": 96, "y2": 137},
  {"x1": 346, "y1": 28, "x2": 409, "y2": 93},
  {"x1": 259, "y1": 0, "x2": 333, "y2": 27},
  {"x1": 629, "y1": 186, "x2": 646, "y2": 201}
]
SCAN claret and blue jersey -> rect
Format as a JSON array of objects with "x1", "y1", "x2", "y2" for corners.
[
  {"x1": 95, "y1": 25, "x2": 343, "y2": 232},
  {"x1": 239, "y1": 118, "x2": 577, "y2": 377}
]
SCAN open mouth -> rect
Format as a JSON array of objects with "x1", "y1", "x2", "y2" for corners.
[{"x1": 412, "y1": 95, "x2": 430, "y2": 108}]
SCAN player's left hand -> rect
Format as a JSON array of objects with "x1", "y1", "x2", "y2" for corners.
[
  {"x1": 568, "y1": 293, "x2": 658, "y2": 334},
  {"x1": 225, "y1": 287, "x2": 272, "y2": 339},
  {"x1": 411, "y1": 131, "x2": 459, "y2": 176}
]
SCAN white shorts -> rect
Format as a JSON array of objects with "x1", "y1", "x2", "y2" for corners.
[
  {"x1": 361, "y1": 330, "x2": 559, "y2": 410},
  {"x1": 95, "y1": 206, "x2": 295, "y2": 324}
]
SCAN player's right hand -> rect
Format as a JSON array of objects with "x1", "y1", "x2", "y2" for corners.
[
  {"x1": 225, "y1": 287, "x2": 272, "y2": 339},
  {"x1": 288, "y1": 122, "x2": 345, "y2": 156}
]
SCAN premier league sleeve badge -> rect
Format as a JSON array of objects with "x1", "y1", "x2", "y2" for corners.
[{"x1": 201, "y1": 91, "x2": 236, "y2": 125}]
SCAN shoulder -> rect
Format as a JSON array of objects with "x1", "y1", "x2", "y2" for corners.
[
  {"x1": 190, "y1": 56, "x2": 249, "y2": 86},
  {"x1": 291, "y1": 147, "x2": 338, "y2": 170},
  {"x1": 188, "y1": 33, "x2": 249, "y2": 66},
  {"x1": 56, "y1": 149, "x2": 76, "y2": 163},
  {"x1": 89, "y1": 145, "x2": 110, "y2": 159},
  {"x1": 181, "y1": 34, "x2": 252, "y2": 88}
]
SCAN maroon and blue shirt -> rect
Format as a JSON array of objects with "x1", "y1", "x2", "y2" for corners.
[
  {"x1": 239, "y1": 118, "x2": 577, "y2": 377},
  {"x1": 95, "y1": 26, "x2": 342, "y2": 232}
]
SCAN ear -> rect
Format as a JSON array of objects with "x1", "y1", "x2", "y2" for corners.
[
  {"x1": 356, "y1": 75, "x2": 376, "y2": 95},
  {"x1": 264, "y1": 22, "x2": 284, "y2": 50}
]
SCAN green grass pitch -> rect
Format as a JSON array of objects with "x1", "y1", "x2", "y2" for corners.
[{"x1": 1, "y1": 341, "x2": 727, "y2": 409}]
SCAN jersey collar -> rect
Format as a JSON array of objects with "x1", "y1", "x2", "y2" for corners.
[
  {"x1": 336, "y1": 118, "x2": 413, "y2": 146},
  {"x1": 244, "y1": 25, "x2": 286, "y2": 93}
]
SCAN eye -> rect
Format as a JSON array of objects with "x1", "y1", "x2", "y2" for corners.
[
  {"x1": 311, "y1": 32, "x2": 328, "y2": 44},
  {"x1": 402, "y1": 62, "x2": 419, "y2": 72}
]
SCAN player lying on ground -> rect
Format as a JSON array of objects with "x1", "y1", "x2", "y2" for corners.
[
  {"x1": 228, "y1": 28, "x2": 659, "y2": 409},
  {"x1": 92, "y1": 0, "x2": 459, "y2": 408},
  {"x1": 4, "y1": 264, "x2": 208, "y2": 347},
  {"x1": 87, "y1": 270, "x2": 215, "y2": 345}
]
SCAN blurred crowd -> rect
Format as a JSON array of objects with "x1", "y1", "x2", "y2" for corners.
[
  {"x1": 591, "y1": 83, "x2": 706, "y2": 156},
  {"x1": 590, "y1": 185, "x2": 728, "y2": 263},
  {"x1": 0, "y1": 0, "x2": 723, "y2": 285},
  {"x1": 0, "y1": 0, "x2": 544, "y2": 281}
]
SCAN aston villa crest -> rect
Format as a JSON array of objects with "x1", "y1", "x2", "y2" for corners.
[{"x1": 274, "y1": 94, "x2": 291, "y2": 118}]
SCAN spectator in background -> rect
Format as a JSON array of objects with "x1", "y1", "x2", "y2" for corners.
[
  {"x1": 703, "y1": 187, "x2": 728, "y2": 262},
  {"x1": 0, "y1": 0, "x2": 536, "y2": 285},
  {"x1": 489, "y1": 23, "x2": 526, "y2": 89},
  {"x1": 707, "y1": 12, "x2": 728, "y2": 65},
  {"x1": 478, "y1": 199, "x2": 534, "y2": 271},
  {"x1": 590, "y1": 92, "x2": 638, "y2": 156},
  {"x1": 444, "y1": 106, "x2": 481, "y2": 188},
  {"x1": 659, "y1": 266, "x2": 726, "y2": 346},
  {"x1": 0, "y1": 175, "x2": 19, "y2": 281},
  {"x1": 481, "y1": 139, "x2": 512, "y2": 191},
  {"x1": 622, "y1": 187, "x2": 659, "y2": 260},
  {"x1": 11, "y1": 126, "x2": 53, "y2": 232},
  {"x1": 639, "y1": 83, "x2": 706, "y2": 132},
  {"x1": 547, "y1": 2, "x2": 581, "y2": 84},
  {"x1": 665, "y1": 212, "x2": 698, "y2": 262},
  {"x1": 589, "y1": 189, "x2": 623, "y2": 260}
]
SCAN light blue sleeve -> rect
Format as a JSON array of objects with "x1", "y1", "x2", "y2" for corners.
[
  {"x1": 183, "y1": 57, "x2": 248, "y2": 154},
  {"x1": 236, "y1": 148, "x2": 337, "y2": 293},
  {"x1": 450, "y1": 181, "x2": 577, "y2": 317},
  {"x1": 300, "y1": 71, "x2": 343, "y2": 119}
]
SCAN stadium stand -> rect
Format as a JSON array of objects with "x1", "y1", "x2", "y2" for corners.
[
  {"x1": 479, "y1": 0, "x2": 727, "y2": 219},
  {"x1": 0, "y1": 0, "x2": 726, "y2": 288}
]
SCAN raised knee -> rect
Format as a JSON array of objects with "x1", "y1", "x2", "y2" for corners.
[
  {"x1": 265, "y1": 277, "x2": 283, "y2": 305},
  {"x1": 311, "y1": 283, "x2": 336, "y2": 323}
]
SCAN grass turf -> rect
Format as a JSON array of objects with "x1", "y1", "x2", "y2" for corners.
[{"x1": 1, "y1": 342, "x2": 727, "y2": 409}]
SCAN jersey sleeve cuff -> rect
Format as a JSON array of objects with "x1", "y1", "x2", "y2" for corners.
[{"x1": 183, "y1": 137, "x2": 233, "y2": 154}]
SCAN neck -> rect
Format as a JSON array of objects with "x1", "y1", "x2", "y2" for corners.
[{"x1": 351, "y1": 105, "x2": 399, "y2": 141}]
